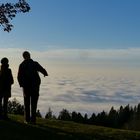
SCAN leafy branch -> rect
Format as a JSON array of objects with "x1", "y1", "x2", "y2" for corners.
[{"x1": 0, "y1": 0, "x2": 30, "y2": 32}]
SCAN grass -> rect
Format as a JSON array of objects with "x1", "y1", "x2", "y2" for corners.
[{"x1": 0, "y1": 114, "x2": 140, "y2": 140}]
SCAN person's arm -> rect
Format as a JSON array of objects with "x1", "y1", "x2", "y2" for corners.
[{"x1": 35, "y1": 62, "x2": 48, "y2": 77}]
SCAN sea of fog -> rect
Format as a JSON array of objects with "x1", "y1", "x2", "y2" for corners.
[{"x1": 10, "y1": 68, "x2": 140, "y2": 117}]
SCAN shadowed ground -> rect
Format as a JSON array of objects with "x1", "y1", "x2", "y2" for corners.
[{"x1": 0, "y1": 114, "x2": 140, "y2": 140}]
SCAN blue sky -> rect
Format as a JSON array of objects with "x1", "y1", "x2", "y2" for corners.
[{"x1": 1, "y1": 0, "x2": 140, "y2": 50}]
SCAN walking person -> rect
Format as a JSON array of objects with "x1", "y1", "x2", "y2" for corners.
[
  {"x1": 17, "y1": 51, "x2": 48, "y2": 124},
  {"x1": 0, "y1": 57, "x2": 14, "y2": 119}
]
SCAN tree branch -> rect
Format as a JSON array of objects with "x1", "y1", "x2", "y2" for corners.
[{"x1": 0, "y1": 0, "x2": 30, "y2": 32}]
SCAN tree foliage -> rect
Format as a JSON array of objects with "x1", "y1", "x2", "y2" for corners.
[
  {"x1": 0, "y1": 0, "x2": 30, "y2": 32},
  {"x1": 58, "y1": 109, "x2": 71, "y2": 121},
  {"x1": 8, "y1": 98, "x2": 24, "y2": 115},
  {"x1": 45, "y1": 107, "x2": 53, "y2": 119},
  {"x1": 46, "y1": 104, "x2": 140, "y2": 131},
  {"x1": 36, "y1": 109, "x2": 42, "y2": 118}
]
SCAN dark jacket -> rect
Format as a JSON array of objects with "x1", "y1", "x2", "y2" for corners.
[
  {"x1": 0, "y1": 65, "x2": 14, "y2": 97},
  {"x1": 17, "y1": 59, "x2": 48, "y2": 88}
]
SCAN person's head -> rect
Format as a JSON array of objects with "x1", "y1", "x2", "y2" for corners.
[
  {"x1": 23, "y1": 51, "x2": 31, "y2": 60},
  {"x1": 1, "y1": 57, "x2": 9, "y2": 65}
]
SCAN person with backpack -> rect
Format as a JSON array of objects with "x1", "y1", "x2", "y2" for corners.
[{"x1": 17, "y1": 51, "x2": 48, "y2": 124}]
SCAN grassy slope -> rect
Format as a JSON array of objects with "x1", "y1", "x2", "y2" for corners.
[{"x1": 0, "y1": 115, "x2": 140, "y2": 140}]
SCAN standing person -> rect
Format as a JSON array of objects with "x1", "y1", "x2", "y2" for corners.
[
  {"x1": 17, "y1": 51, "x2": 48, "y2": 124},
  {"x1": 0, "y1": 57, "x2": 14, "y2": 119}
]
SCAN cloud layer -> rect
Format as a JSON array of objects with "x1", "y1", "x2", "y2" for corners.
[{"x1": 11, "y1": 71, "x2": 140, "y2": 117}]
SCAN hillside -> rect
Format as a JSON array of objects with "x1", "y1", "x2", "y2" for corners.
[{"x1": 0, "y1": 114, "x2": 140, "y2": 140}]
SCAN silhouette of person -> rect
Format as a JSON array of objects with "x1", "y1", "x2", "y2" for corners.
[
  {"x1": 17, "y1": 51, "x2": 48, "y2": 124},
  {"x1": 0, "y1": 57, "x2": 14, "y2": 119}
]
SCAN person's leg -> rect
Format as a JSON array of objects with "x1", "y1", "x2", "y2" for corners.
[
  {"x1": 31, "y1": 86, "x2": 39, "y2": 124},
  {"x1": 31, "y1": 95, "x2": 39, "y2": 124},
  {"x1": 23, "y1": 88, "x2": 30, "y2": 122},
  {"x1": 3, "y1": 96, "x2": 9, "y2": 119}
]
